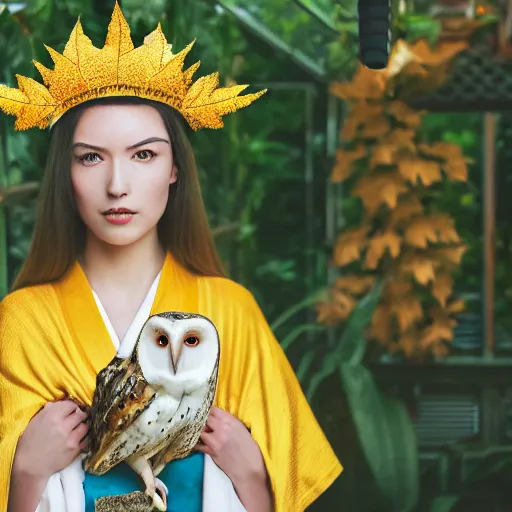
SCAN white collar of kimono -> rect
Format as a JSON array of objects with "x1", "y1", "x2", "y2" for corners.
[{"x1": 91, "y1": 271, "x2": 162, "y2": 359}]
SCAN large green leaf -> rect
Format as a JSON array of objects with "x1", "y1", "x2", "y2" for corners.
[
  {"x1": 270, "y1": 289, "x2": 326, "y2": 332},
  {"x1": 296, "y1": 347, "x2": 316, "y2": 383},
  {"x1": 305, "y1": 280, "x2": 383, "y2": 400},
  {"x1": 306, "y1": 349, "x2": 341, "y2": 401},
  {"x1": 341, "y1": 363, "x2": 419, "y2": 512},
  {"x1": 280, "y1": 323, "x2": 326, "y2": 351},
  {"x1": 337, "y1": 279, "x2": 384, "y2": 364},
  {"x1": 429, "y1": 495, "x2": 458, "y2": 512},
  {"x1": 461, "y1": 452, "x2": 512, "y2": 485}
]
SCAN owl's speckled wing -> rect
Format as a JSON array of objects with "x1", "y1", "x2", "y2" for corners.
[
  {"x1": 84, "y1": 354, "x2": 157, "y2": 474},
  {"x1": 150, "y1": 352, "x2": 219, "y2": 472}
]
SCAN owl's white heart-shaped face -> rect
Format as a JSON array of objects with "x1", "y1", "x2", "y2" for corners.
[{"x1": 136, "y1": 313, "x2": 220, "y2": 393}]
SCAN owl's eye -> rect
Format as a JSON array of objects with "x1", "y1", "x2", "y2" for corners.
[
  {"x1": 184, "y1": 336, "x2": 200, "y2": 347},
  {"x1": 156, "y1": 334, "x2": 169, "y2": 347}
]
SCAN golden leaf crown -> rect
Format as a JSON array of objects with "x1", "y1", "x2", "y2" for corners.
[{"x1": 0, "y1": 1, "x2": 266, "y2": 131}]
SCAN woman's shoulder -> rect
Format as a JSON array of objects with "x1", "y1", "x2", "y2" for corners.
[
  {"x1": 197, "y1": 275, "x2": 259, "y2": 312},
  {"x1": 0, "y1": 282, "x2": 59, "y2": 317}
]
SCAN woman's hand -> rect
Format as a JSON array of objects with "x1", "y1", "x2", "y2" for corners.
[
  {"x1": 9, "y1": 399, "x2": 88, "y2": 512},
  {"x1": 195, "y1": 407, "x2": 273, "y2": 512},
  {"x1": 13, "y1": 399, "x2": 88, "y2": 479}
]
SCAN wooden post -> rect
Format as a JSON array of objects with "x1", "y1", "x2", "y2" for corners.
[
  {"x1": 483, "y1": 112, "x2": 496, "y2": 359},
  {"x1": 503, "y1": 0, "x2": 512, "y2": 43},
  {"x1": 326, "y1": 95, "x2": 340, "y2": 347},
  {"x1": 326, "y1": 94, "x2": 339, "y2": 287},
  {"x1": 305, "y1": 86, "x2": 316, "y2": 343}
]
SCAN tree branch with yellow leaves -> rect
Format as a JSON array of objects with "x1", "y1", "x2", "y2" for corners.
[{"x1": 319, "y1": 38, "x2": 473, "y2": 359}]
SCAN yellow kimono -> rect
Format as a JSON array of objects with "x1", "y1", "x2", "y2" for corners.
[{"x1": 0, "y1": 252, "x2": 342, "y2": 511}]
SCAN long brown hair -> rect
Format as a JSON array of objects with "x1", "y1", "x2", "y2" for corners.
[{"x1": 13, "y1": 97, "x2": 225, "y2": 290}]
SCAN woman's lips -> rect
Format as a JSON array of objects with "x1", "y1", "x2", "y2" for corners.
[{"x1": 102, "y1": 208, "x2": 136, "y2": 225}]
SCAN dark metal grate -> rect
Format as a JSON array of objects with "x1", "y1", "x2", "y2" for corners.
[
  {"x1": 414, "y1": 394, "x2": 480, "y2": 445},
  {"x1": 452, "y1": 312, "x2": 483, "y2": 351},
  {"x1": 407, "y1": 44, "x2": 512, "y2": 112}
]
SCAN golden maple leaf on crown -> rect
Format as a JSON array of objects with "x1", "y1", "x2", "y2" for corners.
[{"x1": 0, "y1": 1, "x2": 266, "y2": 132}]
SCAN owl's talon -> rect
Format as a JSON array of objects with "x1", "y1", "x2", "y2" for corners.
[
  {"x1": 147, "y1": 477, "x2": 168, "y2": 511},
  {"x1": 155, "y1": 477, "x2": 169, "y2": 497},
  {"x1": 147, "y1": 487, "x2": 167, "y2": 511},
  {"x1": 126, "y1": 456, "x2": 168, "y2": 510}
]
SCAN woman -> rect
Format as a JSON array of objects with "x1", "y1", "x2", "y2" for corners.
[{"x1": 0, "y1": 4, "x2": 342, "y2": 512}]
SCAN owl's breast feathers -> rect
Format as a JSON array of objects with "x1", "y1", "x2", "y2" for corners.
[
  {"x1": 84, "y1": 355, "x2": 157, "y2": 474},
  {"x1": 151, "y1": 351, "x2": 220, "y2": 471}
]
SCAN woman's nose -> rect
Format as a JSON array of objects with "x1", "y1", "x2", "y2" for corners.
[{"x1": 106, "y1": 159, "x2": 130, "y2": 198}]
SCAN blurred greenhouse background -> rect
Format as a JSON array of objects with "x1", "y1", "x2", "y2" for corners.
[{"x1": 5, "y1": 0, "x2": 512, "y2": 510}]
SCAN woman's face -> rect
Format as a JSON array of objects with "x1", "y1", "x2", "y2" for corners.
[{"x1": 71, "y1": 104, "x2": 177, "y2": 248}]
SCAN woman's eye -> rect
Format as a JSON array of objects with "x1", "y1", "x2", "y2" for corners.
[
  {"x1": 134, "y1": 150, "x2": 156, "y2": 161},
  {"x1": 78, "y1": 152, "x2": 101, "y2": 164}
]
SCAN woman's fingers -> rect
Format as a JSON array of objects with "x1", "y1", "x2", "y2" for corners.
[
  {"x1": 64, "y1": 406, "x2": 88, "y2": 430},
  {"x1": 45, "y1": 399, "x2": 78, "y2": 417},
  {"x1": 200, "y1": 430, "x2": 213, "y2": 444},
  {"x1": 205, "y1": 413, "x2": 222, "y2": 432},
  {"x1": 79, "y1": 430, "x2": 89, "y2": 452},
  {"x1": 194, "y1": 443, "x2": 213, "y2": 456},
  {"x1": 195, "y1": 408, "x2": 241, "y2": 457},
  {"x1": 79, "y1": 439, "x2": 89, "y2": 452},
  {"x1": 195, "y1": 431, "x2": 214, "y2": 456},
  {"x1": 70, "y1": 421, "x2": 88, "y2": 448},
  {"x1": 209, "y1": 407, "x2": 229, "y2": 420}
]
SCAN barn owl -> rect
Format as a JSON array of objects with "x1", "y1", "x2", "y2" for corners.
[{"x1": 84, "y1": 312, "x2": 220, "y2": 511}]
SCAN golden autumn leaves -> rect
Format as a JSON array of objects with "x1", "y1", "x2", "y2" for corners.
[
  {"x1": 319, "y1": 38, "x2": 470, "y2": 358},
  {"x1": 0, "y1": 1, "x2": 266, "y2": 131}
]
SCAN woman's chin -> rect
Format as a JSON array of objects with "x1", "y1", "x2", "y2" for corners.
[{"x1": 92, "y1": 230, "x2": 153, "y2": 248}]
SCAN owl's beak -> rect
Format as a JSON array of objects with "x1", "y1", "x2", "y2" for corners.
[{"x1": 170, "y1": 341, "x2": 183, "y2": 374}]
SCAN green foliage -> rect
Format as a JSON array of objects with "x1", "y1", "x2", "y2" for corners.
[
  {"x1": 342, "y1": 364, "x2": 419, "y2": 512},
  {"x1": 429, "y1": 450, "x2": 512, "y2": 512},
  {"x1": 327, "y1": 0, "x2": 359, "y2": 79},
  {"x1": 421, "y1": 111, "x2": 512, "y2": 350},
  {"x1": 314, "y1": 283, "x2": 418, "y2": 512},
  {"x1": 306, "y1": 283, "x2": 383, "y2": 400},
  {"x1": 222, "y1": 0, "x2": 328, "y2": 56},
  {"x1": 0, "y1": 4, "x2": 43, "y2": 295},
  {"x1": 275, "y1": 280, "x2": 420, "y2": 511},
  {"x1": 420, "y1": 113, "x2": 483, "y2": 331},
  {"x1": 429, "y1": 496, "x2": 459, "y2": 512},
  {"x1": 295, "y1": 0, "x2": 338, "y2": 32},
  {"x1": 395, "y1": 14, "x2": 441, "y2": 45}
]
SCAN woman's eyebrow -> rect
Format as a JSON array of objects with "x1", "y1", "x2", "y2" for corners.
[
  {"x1": 72, "y1": 142, "x2": 104, "y2": 151},
  {"x1": 127, "y1": 137, "x2": 170, "y2": 149}
]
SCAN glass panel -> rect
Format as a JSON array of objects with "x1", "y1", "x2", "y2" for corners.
[
  {"x1": 217, "y1": 0, "x2": 341, "y2": 80},
  {"x1": 293, "y1": 0, "x2": 339, "y2": 32}
]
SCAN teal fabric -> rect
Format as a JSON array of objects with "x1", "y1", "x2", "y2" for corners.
[{"x1": 83, "y1": 452, "x2": 205, "y2": 512}]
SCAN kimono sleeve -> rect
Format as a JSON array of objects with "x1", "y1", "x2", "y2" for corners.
[
  {"x1": 233, "y1": 289, "x2": 343, "y2": 512},
  {"x1": 0, "y1": 295, "x2": 48, "y2": 512}
]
